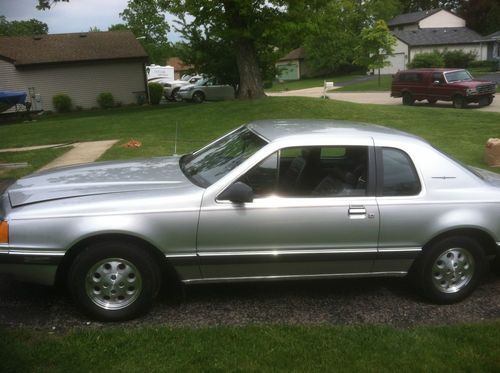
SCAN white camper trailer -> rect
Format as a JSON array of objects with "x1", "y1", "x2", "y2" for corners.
[{"x1": 146, "y1": 64, "x2": 174, "y2": 81}]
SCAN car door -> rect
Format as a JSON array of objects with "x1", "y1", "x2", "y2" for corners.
[
  {"x1": 372, "y1": 146, "x2": 424, "y2": 274},
  {"x1": 429, "y1": 72, "x2": 447, "y2": 100},
  {"x1": 196, "y1": 144, "x2": 380, "y2": 280}
]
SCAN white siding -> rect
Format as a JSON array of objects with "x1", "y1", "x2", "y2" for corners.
[
  {"x1": 379, "y1": 38, "x2": 409, "y2": 74},
  {"x1": 419, "y1": 10, "x2": 466, "y2": 28},
  {"x1": 0, "y1": 59, "x2": 146, "y2": 111},
  {"x1": 410, "y1": 44, "x2": 488, "y2": 62}
]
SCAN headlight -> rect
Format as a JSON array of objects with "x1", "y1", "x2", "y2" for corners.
[{"x1": 466, "y1": 88, "x2": 477, "y2": 96}]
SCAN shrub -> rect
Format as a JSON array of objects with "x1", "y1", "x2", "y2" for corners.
[
  {"x1": 442, "y1": 50, "x2": 476, "y2": 68},
  {"x1": 408, "y1": 51, "x2": 444, "y2": 68},
  {"x1": 469, "y1": 60, "x2": 499, "y2": 72},
  {"x1": 148, "y1": 83, "x2": 163, "y2": 105},
  {"x1": 52, "y1": 94, "x2": 72, "y2": 113},
  {"x1": 97, "y1": 92, "x2": 115, "y2": 109}
]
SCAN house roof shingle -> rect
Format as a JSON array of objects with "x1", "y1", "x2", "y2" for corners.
[
  {"x1": 0, "y1": 31, "x2": 148, "y2": 66},
  {"x1": 387, "y1": 9, "x2": 442, "y2": 27},
  {"x1": 393, "y1": 27, "x2": 483, "y2": 47},
  {"x1": 278, "y1": 47, "x2": 306, "y2": 62},
  {"x1": 486, "y1": 31, "x2": 500, "y2": 39}
]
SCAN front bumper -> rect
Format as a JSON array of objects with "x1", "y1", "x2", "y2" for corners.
[{"x1": 0, "y1": 244, "x2": 63, "y2": 285}]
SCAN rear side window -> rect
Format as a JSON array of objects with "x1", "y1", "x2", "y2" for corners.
[
  {"x1": 399, "y1": 73, "x2": 423, "y2": 82},
  {"x1": 381, "y1": 148, "x2": 421, "y2": 196}
]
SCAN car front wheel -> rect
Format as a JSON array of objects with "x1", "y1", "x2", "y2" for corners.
[
  {"x1": 192, "y1": 91, "x2": 205, "y2": 103},
  {"x1": 413, "y1": 236, "x2": 485, "y2": 304},
  {"x1": 68, "y1": 241, "x2": 161, "y2": 321}
]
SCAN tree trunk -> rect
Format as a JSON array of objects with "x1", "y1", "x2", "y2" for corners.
[
  {"x1": 223, "y1": 0, "x2": 266, "y2": 100},
  {"x1": 235, "y1": 39, "x2": 265, "y2": 99}
]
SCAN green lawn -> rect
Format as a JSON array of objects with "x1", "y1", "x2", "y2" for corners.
[
  {"x1": 334, "y1": 74, "x2": 392, "y2": 92},
  {"x1": 265, "y1": 74, "x2": 364, "y2": 92},
  {"x1": 2, "y1": 322, "x2": 500, "y2": 372},
  {"x1": 1, "y1": 97, "x2": 498, "y2": 180}
]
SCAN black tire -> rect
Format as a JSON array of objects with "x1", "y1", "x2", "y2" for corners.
[
  {"x1": 427, "y1": 99, "x2": 437, "y2": 104},
  {"x1": 479, "y1": 96, "x2": 494, "y2": 107},
  {"x1": 192, "y1": 91, "x2": 205, "y2": 104},
  {"x1": 412, "y1": 236, "x2": 486, "y2": 304},
  {"x1": 402, "y1": 92, "x2": 414, "y2": 106},
  {"x1": 68, "y1": 241, "x2": 161, "y2": 321},
  {"x1": 452, "y1": 95, "x2": 466, "y2": 109}
]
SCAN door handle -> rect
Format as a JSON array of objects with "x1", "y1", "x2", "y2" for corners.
[{"x1": 348, "y1": 206, "x2": 366, "y2": 215}]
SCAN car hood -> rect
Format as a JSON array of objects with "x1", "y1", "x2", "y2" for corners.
[
  {"x1": 179, "y1": 84, "x2": 196, "y2": 91},
  {"x1": 450, "y1": 80, "x2": 495, "y2": 88},
  {"x1": 7, "y1": 156, "x2": 195, "y2": 207}
]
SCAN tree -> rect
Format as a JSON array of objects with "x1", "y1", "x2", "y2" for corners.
[
  {"x1": 162, "y1": 1, "x2": 292, "y2": 99},
  {"x1": 356, "y1": 20, "x2": 396, "y2": 86},
  {"x1": 457, "y1": 0, "x2": 500, "y2": 36},
  {"x1": 0, "y1": 16, "x2": 49, "y2": 36},
  {"x1": 108, "y1": 24, "x2": 130, "y2": 32},
  {"x1": 119, "y1": 0, "x2": 171, "y2": 65},
  {"x1": 88, "y1": 26, "x2": 101, "y2": 32}
]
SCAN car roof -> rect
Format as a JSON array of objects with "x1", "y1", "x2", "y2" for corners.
[
  {"x1": 397, "y1": 68, "x2": 464, "y2": 73},
  {"x1": 246, "y1": 119, "x2": 425, "y2": 144}
]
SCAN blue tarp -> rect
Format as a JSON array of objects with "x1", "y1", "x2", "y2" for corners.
[{"x1": 0, "y1": 91, "x2": 27, "y2": 106}]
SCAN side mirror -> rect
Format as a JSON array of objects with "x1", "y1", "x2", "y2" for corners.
[
  {"x1": 433, "y1": 80, "x2": 441, "y2": 85},
  {"x1": 218, "y1": 181, "x2": 254, "y2": 203}
]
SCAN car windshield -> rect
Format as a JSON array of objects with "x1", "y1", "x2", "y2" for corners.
[
  {"x1": 181, "y1": 75, "x2": 192, "y2": 81},
  {"x1": 445, "y1": 70, "x2": 473, "y2": 83},
  {"x1": 180, "y1": 126, "x2": 268, "y2": 187},
  {"x1": 194, "y1": 78, "x2": 211, "y2": 86}
]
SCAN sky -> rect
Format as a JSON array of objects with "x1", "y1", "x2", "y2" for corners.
[{"x1": 0, "y1": 0, "x2": 181, "y2": 41}]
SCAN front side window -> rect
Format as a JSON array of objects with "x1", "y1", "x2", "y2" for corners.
[
  {"x1": 381, "y1": 147, "x2": 421, "y2": 196},
  {"x1": 181, "y1": 127, "x2": 267, "y2": 187},
  {"x1": 236, "y1": 146, "x2": 370, "y2": 198}
]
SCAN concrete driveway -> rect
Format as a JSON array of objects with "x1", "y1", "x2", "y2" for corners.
[{"x1": 268, "y1": 86, "x2": 500, "y2": 113}]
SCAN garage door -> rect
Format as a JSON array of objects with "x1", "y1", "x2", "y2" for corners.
[{"x1": 379, "y1": 53, "x2": 406, "y2": 75}]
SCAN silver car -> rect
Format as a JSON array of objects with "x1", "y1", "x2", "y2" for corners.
[
  {"x1": 1, "y1": 120, "x2": 499, "y2": 321},
  {"x1": 177, "y1": 77, "x2": 235, "y2": 103}
]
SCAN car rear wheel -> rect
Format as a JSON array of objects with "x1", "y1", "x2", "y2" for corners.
[
  {"x1": 192, "y1": 91, "x2": 205, "y2": 104},
  {"x1": 413, "y1": 236, "x2": 485, "y2": 304},
  {"x1": 402, "y1": 92, "x2": 414, "y2": 106},
  {"x1": 452, "y1": 95, "x2": 466, "y2": 109},
  {"x1": 68, "y1": 241, "x2": 161, "y2": 321}
]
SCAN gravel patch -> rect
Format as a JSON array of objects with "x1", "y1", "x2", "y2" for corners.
[{"x1": 1, "y1": 273, "x2": 499, "y2": 331}]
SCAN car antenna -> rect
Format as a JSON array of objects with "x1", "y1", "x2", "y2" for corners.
[{"x1": 173, "y1": 122, "x2": 178, "y2": 156}]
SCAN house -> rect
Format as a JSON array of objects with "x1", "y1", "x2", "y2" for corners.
[
  {"x1": 275, "y1": 47, "x2": 329, "y2": 81},
  {"x1": 166, "y1": 57, "x2": 193, "y2": 80},
  {"x1": 381, "y1": 9, "x2": 490, "y2": 74},
  {"x1": 0, "y1": 31, "x2": 148, "y2": 111},
  {"x1": 484, "y1": 31, "x2": 500, "y2": 63},
  {"x1": 275, "y1": 47, "x2": 306, "y2": 81}
]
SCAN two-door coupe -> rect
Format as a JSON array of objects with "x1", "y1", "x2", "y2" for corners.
[{"x1": 1, "y1": 120, "x2": 499, "y2": 321}]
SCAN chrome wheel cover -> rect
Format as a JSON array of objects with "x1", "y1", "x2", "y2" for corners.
[
  {"x1": 431, "y1": 248, "x2": 474, "y2": 294},
  {"x1": 85, "y1": 258, "x2": 142, "y2": 310}
]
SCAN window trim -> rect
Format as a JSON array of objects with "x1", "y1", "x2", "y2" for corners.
[{"x1": 375, "y1": 146, "x2": 422, "y2": 197}]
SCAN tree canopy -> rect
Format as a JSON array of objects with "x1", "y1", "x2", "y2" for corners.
[{"x1": 0, "y1": 16, "x2": 48, "y2": 36}]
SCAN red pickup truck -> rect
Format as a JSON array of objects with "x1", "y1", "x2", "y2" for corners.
[{"x1": 391, "y1": 68, "x2": 496, "y2": 108}]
